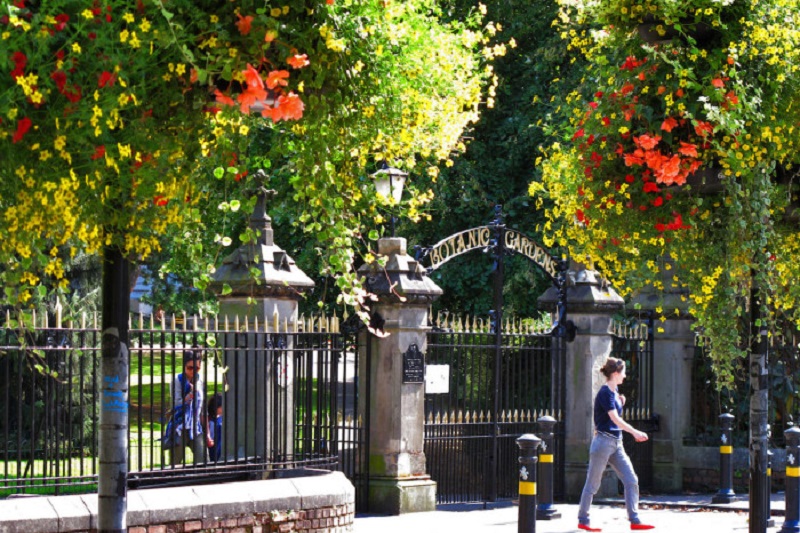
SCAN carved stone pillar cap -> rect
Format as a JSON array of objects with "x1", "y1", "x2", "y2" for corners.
[
  {"x1": 538, "y1": 259, "x2": 623, "y2": 313},
  {"x1": 359, "y1": 237, "x2": 441, "y2": 305}
]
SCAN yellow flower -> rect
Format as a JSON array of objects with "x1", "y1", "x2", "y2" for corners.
[{"x1": 123, "y1": 13, "x2": 135, "y2": 23}]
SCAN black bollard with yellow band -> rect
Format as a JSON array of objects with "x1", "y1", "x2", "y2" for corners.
[
  {"x1": 712, "y1": 413, "x2": 736, "y2": 504},
  {"x1": 536, "y1": 416, "x2": 561, "y2": 520},
  {"x1": 781, "y1": 425, "x2": 800, "y2": 533},
  {"x1": 517, "y1": 433, "x2": 542, "y2": 533}
]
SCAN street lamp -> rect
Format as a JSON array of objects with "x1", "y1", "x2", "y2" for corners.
[{"x1": 372, "y1": 164, "x2": 408, "y2": 237}]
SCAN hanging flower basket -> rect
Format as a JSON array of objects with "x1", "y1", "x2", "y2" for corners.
[{"x1": 637, "y1": 16, "x2": 716, "y2": 45}]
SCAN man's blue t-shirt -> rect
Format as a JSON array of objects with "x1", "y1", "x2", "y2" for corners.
[{"x1": 594, "y1": 384, "x2": 622, "y2": 438}]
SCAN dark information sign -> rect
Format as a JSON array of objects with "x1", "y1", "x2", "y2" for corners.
[{"x1": 402, "y1": 344, "x2": 425, "y2": 383}]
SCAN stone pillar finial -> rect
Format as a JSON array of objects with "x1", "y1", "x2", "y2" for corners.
[
  {"x1": 210, "y1": 170, "x2": 313, "y2": 299},
  {"x1": 249, "y1": 169, "x2": 276, "y2": 247}
]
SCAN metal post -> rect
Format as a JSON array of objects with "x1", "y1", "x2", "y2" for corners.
[
  {"x1": 712, "y1": 413, "x2": 736, "y2": 504},
  {"x1": 490, "y1": 207, "x2": 505, "y2": 502},
  {"x1": 98, "y1": 245, "x2": 130, "y2": 532},
  {"x1": 517, "y1": 434, "x2": 542, "y2": 533},
  {"x1": 781, "y1": 426, "x2": 800, "y2": 533},
  {"x1": 536, "y1": 416, "x2": 561, "y2": 520},
  {"x1": 749, "y1": 278, "x2": 770, "y2": 533}
]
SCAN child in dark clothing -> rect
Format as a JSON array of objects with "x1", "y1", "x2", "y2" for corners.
[{"x1": 206, "y1": 392, "x2": 223, "y2": 462}]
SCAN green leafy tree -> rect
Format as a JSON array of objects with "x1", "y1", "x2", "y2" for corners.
[{"x1": 409, "y1": 0, "x2": 585, "y2": 317}]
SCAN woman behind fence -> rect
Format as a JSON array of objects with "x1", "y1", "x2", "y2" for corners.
[
  {"x1": 169, "y1": 350, "x2": 206, "y2": 465},
  {"x1": 578, "y1": 357, "x2": 654, "y2": 531}
]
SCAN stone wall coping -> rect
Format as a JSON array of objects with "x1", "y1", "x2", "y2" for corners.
[
  {"x1": 680, "y1": 445, "x2": 786, "y2": 471},
  {"x1": 0, "y1": 470, "x2": 354, "y2": 533}
]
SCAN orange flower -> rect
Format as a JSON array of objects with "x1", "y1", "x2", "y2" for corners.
[
  {"x1": 712, "y1": 78, "x2": 724, "y2": 89},
  {"x1": 624, "y1": 152, "x2": 644, "y2": 166},
  {"x1": 243, "y1": 64, "x2": 265, "y2": 90},
  {"x1": 264, "y1": 30, "x2": 277, "y2": 43},
  {"x1": 214, "y1": 89, "x2": 235, "y2": 107},
  {"x1": 694, "y1": 120, "x2": 714, "y2": 137},
  {"x1": 287, "y1": 54, "x2": 310, "y2": 69},
  {"x1": 655, "y1": 155, "x2": 683, "y2": 185},
  {"x1": 634, "y1": 134, "x2": 661, "y2": 150},
  {"x1": 265, "y1": 69, "x2": 290, "y2": 89},
  {"x1": 678, "y1": 142, "x2": 698, "y2": 158},
  {"x1": 661, "y1": 117, "x2": 678, "y2": 132},
  {"x1": 238, "y1": 64, "x2": 268, "y2": 113},
  {"x1": 236, "y1": 14, "x2": 253, "y2": 35},
  {"x1": 262, "y1": 92, "x2": 304, "y2": 122}
]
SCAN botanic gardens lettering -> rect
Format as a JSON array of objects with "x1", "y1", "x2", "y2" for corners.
[{"x1": 427, "y1": 226, "x2": 557, "y2": 279}]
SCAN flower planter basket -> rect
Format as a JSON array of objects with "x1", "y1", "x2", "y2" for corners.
[{"x1": 637, "y1": 17, "x2": 716, "y2": 45}]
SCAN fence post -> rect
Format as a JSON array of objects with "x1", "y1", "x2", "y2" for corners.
[
  {"x1": 536, "y1": 416, "x2": 561, "y2": 520},
  {"x1": 517, "y1": 434, "x2": 542, "y2": 533},
  {"x1": 712, "y1": 413, "x2": 736, "y2": 504},
  {"x1": 781, "y1": 425, "x2": 800, "y2": 533}
]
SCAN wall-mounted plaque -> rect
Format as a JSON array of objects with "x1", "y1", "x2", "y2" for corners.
[{"x1": 402, "y1": 344, "x2": 425, "y2": 383}]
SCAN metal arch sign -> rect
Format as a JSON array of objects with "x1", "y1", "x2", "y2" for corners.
[{"x1": 426, "y1": 226, "x2": 558, "y2": 279}]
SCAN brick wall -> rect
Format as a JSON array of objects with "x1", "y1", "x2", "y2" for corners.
[
  {"x1": 127, "y1": 502, "x2": 355, "y2": 533},
  {"x1": 0, "y1": 470, "x2": 354, "y2": 533}
]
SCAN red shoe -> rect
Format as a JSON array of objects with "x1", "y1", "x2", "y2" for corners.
[
  {"x1": 631, "y1": 524, "x2": 655, "y2": 530},
  {"x1": 578, "y1": 525, "x2": 602, "y2": 532}
]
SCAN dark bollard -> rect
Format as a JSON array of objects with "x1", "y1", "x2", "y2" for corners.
[
  {"x1": 517, "y1": 433, "x2": 542, "y2": 533},
  {"x1": 767, "y1": 449, "x2": 775, "y2": 528},
  {"x1": 780, "y1": 425, "x2": 800, "y2": 533},
  {"x1": 536, "y1": 416, "x2": 561, "y2": 520},
  {"x1": 712, "y1": 413, "x2": 736, "y2": 504}
]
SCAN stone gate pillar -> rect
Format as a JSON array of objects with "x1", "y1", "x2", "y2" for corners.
[
  {"x1": 539, "y1": 260, "x2": 624, "y2": 500},
  {"x1": 357, "y1": 237, "x2": 442, "y2": 514},
  {"x1": 209, "y1": 178, "x2": 314, "y2": 463},
  {"x1": 630, "y1": 257, "x2": 695, "y2": 492}
]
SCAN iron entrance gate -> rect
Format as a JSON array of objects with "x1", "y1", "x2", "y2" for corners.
[
  {"x1": 416, "y1": 207, "x2": 570, "y2": 504},
  {"x1": 424, "y1": 318, "x2": 566, "y2": 504}
]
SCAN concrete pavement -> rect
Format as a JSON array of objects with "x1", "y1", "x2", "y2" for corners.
[{"x1": 354, "y1": 494, "x2": 789, "y2": 532}]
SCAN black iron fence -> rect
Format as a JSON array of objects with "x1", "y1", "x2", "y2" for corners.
[
  {"x1": 0, "y1": 311, "x2": 367, "y2": 501},
  {"x1": 424, "y1": 315, "x2": 566, "y2": 504},
  {"x1": 689, "y1": 319, "x2": 800, "y2": 450}
]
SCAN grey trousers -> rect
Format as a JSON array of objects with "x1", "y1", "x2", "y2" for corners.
[
  {"x1": 169, "y1": 430, "x2": 206, "y2": 466},
  {"x1": 578, "y1": 432, "x2": 640, "y2": 524}
]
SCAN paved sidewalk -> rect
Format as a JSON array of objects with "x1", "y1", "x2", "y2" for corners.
[{"x1": 354, "y1": 494, "x2": 789, "y2": 532}]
